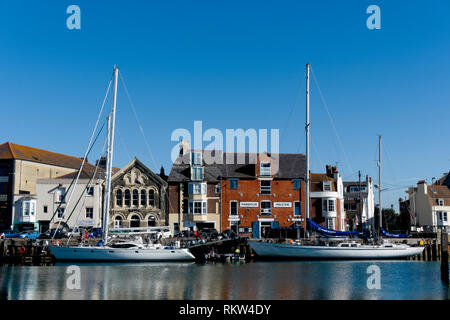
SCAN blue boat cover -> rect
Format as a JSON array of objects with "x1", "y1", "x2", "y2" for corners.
[
  {"x1": 307, "y1": 219, "x2": 359, "y2": 237},
  {"x1": 380, "y1": 227, "x2": 410, "y2": 238}
]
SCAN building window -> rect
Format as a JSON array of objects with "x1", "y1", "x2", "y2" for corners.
[
  {"x1": 260, "y1": 162, "x2": 271, "y2": 176},
  {"x1": 438, "y1": 211, "x2": 443, "y2": 221},
  {"x1": 438, "y1": 199, "x2": 444, "y2": 206},
  {"x1": 57, "y1": 188, "x2": 66, "y2": 202},
  {"x1": 140, "y1": 190, "x2": 147, "y2": 206},
  {"x1": 229, "y1": 179, "x2": 238, "y2": 190},
  {"x1": 116, "y1": 189, "x2": 123, "y2": 206},
  {"x1": 215, "y1": 185, "x2": 221, "y2": 194},
  {"x1": 86, "y1": 187, "x2": 94, "y2": 196},
  {"x1": 349, "y1": 186, "x2": 366, "y2": 193},
  {"x1": 132, "y1": 190, "x2": 139, "y2": 206},
  {"x1": 323, "y1": 199, "x2": 335, "y2": 212},
  {"x1": 191, "y1": 167, "x2": 204, "y2": 181},
  {"x1": 293, "y1": 179, "x2": 301, "y2": 190},
  {"x1": 294, "y1": 201, "x2": 301, "y2": 216},
  {"x1": 114, "y1": 216, "x2": 123, "y2": 229},
  {"x1": 57, "y1": 207, "x2": 65, "y2": 218},
  {"x1": 148, "y1": 216, "x2": 156, "y2": 227},
  {"x1": 85, "y1": 207, "x2": 93, "y2": 219},
  {"x1": 323, "y1": 182, "x2": 331, "y2": 191},
  {"x1": 260, "y1": 180, "x2": 271, "y2": 194},
  {"x1": 189, "y1": 200, "x2": 207, "y2": 215},
  {"x1": 22, "y1": 200, "x2": 36, "y2": 216},
  {"x1": 191, "y1": 151, "x2": 202, "y2": 166},
  {"x1": 189, "y1": 182, "x2": 206, "y2": 195},
  {"x1": 43, "y1": 205, "x2": 48, "y2": 213},
  {"x1": 230, "y1": 201, "x2": 238, "y2": 216},
  {"x1": 261, "y1": 201, "x2": 271, "y2": 216},
  {"x1": 124, "y1": 189, "x2": 131, "y2": 206},
  {"x1": 444, "y1": 212, "x2": 448, "y2": 222},
  {"x1": 148, "y1": 189, "x2": 155, "y2": 206},
  {"x1": 326, "y1": 218, "x2": 336, "y2": 230}
]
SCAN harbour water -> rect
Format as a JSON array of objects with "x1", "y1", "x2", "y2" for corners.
[{"x1": 0, "y1": 261, "x2": 448, "y2": 300}]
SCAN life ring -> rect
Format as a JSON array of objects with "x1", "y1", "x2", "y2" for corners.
[{"x1": 19, "y1": 246, "x2": 26, "y2": 255}]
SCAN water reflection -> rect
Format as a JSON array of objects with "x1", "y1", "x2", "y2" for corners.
[{"x1": 1, "y1": 261, "x2": 448, "y2": 300}]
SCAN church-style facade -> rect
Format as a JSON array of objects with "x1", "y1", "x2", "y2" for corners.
[{"x1": 109, "y1": 158, "x2": 168, "y2": 229}]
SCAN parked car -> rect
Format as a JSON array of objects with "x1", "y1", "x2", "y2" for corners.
[
  {"x1": 38, "y1": 229, "x2": 67, "y2": 239},
  {"x1": 0, "y1": 230, "x2": 22, "y2": 238},
  {"x1": 19, "y1": 230, "x2": 40, "y2": 240}
]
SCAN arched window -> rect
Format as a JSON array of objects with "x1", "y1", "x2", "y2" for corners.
[
  {"x1": 140, "y1": 189, "x2": 147, "y2": 206},
  {"x1": 114, "y1": 216, "x2": 122, "y2": 229},
  {"x1": 132, "y1": 189, "x2": 139, "y2": 206},
  {"x1": 116, "y1": 189, "x2": 123, "y2": 206},
  {"x1": 124, "y1": 189, "x2": 131, "y2": 206},
  {"x1": 148, "y1": 216, "x2": 156, "y2": 227},
  {"x1": 148, "y1": 189, "x2": 155, "y2": 207},
  {"x1": 130, "y1": 215, "x2": 140, "y2": 228}
]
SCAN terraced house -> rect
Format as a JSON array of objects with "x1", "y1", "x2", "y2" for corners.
[
  {"x1": 220, "y1": 152, "x2": 306, "y2": 238},
  {"x1": 168, "y1": 143, "x2": 222, "y2": 235},
  {"x1": 0, "y1": 142, "x2": 98, "y2": 231}
]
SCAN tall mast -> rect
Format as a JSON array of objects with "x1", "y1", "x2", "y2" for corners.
[
  {"x1": 378, "y1": 135, "x2": 382, "y2": 231},
  {"x1": 102, "y1": 66, "x2": 119, "y2": 245},
  {"x1": 305, "y1": 63, "x2": 310, "y2": 239}
]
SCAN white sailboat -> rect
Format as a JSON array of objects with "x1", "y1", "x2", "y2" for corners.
[
  {"x1": 48, "y1": 67, "x2": 195, "y2": 262},
  {"x1": 248, "y1": 63, "x2": 424, "y2": 260}
]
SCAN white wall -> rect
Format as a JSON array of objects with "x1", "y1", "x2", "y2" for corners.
[{"x1": 36, "y1": 178, "x2": 103, "y2": 229}]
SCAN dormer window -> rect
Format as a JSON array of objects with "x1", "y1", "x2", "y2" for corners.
[
  {"x1": 438, "y1": 199, "x2": 444, "y2": 206},
  {"x1": 191, "y1": 151, "x2": 202, "y2": 166},
  {"x1": 323, "y1": 181, "x2": 331, "y2": 191},
  {"x1": 260, "y1": 162, "x2": 271, "y2": 176},
  {"x1": 191, "y1": 167, "x2": 204, "y2": 181}
]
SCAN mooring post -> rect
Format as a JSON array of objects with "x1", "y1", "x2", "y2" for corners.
[{"x1": 441, "y1": 228, "x2": 449, "y2": 285}]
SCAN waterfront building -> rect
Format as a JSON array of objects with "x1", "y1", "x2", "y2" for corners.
[
  {"x1": 110, "y1": 157, "x2": 168, "y2": 229},
  {"x1": 167, "y1": 142, "x2": 222, "y2": 235},
  {"x1": 36, "y1": 167, "x2": 104, "y2": 232},
  {"x1": 405, "y1": 179, "x2": 450, "y2": 231},
  {"x1": 309, "y1": 165, "x2": 346, "y2": 232},
  {"x1": 343, "y1": 176, "x2": 375, "y2": 231},
  {"x1": 0, "y1": 142, "x2": 98, "y2": 231},
  {"x1": 220, "y1": 152, "x2": 306, "y2": 238}
]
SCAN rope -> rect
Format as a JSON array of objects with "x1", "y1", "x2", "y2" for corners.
[
  {"x1": 66, "y1": 138, "x2": 108, "y2": 244},
  {"x1": 310, "y1": 67, "x2": 353, "y2": 175},
  {"x1": 52, "y1": 76, "x2": 112, "y2": 240},
  {"x1": 119, "y1": 72, "x2": 158, "y2": 171}
]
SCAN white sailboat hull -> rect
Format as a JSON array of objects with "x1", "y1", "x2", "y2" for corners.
[
  {"x1": 49, "y1": 246, "x2": 195, "y2": 262},
  {"x1": 249, "y1": 241, "x2": 424, "y2": 260}
]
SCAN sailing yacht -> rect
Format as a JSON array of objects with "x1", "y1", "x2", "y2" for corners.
[
  {"x1": 248, "y1": 63, "x2": 424, "y2": 260},
  {"x1": 48, "y1": 67, "x2": 195, "y2": 262}
]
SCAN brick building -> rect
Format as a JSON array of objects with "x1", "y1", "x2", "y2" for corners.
[{"x1": 220, "y1": 152, "x2": 306, "y2": 238}]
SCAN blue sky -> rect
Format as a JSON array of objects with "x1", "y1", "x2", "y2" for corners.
[{"x1": 2, "y1": 1, "x2": 450, "y2": 210}]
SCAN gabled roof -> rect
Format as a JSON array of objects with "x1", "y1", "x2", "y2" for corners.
[
  {"x1": 112, "y1": 157, "x2": 167, "y2": 186},
  {"x1": 427, "y1": 185, "x2": 450, "y2": 206},
  {"x1": 0, "y1": 142, "x2": 97, "y2": 171}
]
